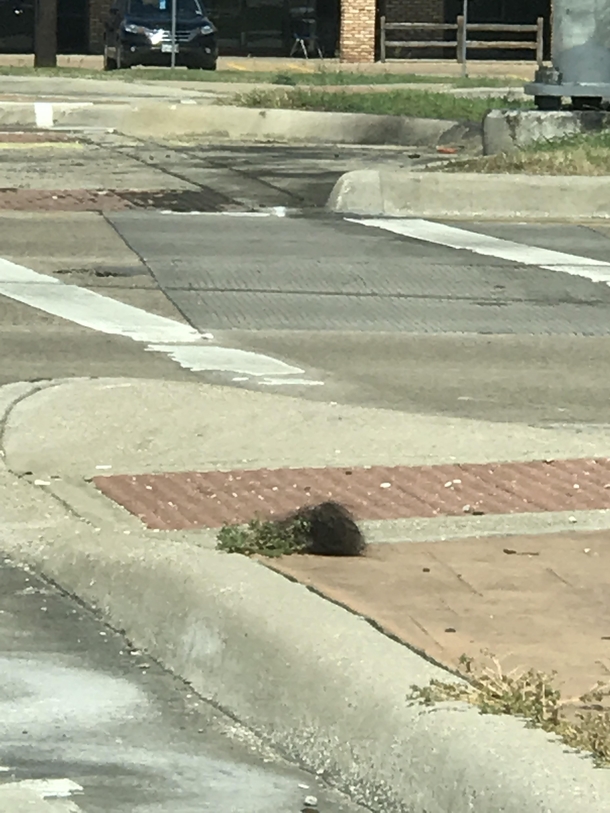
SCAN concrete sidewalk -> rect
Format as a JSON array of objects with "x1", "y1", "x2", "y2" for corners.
[
  {"x1": 2, "y1": 377, "x2": 610, "y2": 812},
  {"x1": 0, "y1": 54, "x2": 539, "y2": 79},
  {"x1": 270, "y1": 531, "x2": 610, "y2": 699}
]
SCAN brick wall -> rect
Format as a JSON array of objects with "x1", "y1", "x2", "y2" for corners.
[
  {"x1": 89, "y1": 0, "x2": 113, "y2": 54},
  {"x1": 386, "y1": 0, "x2": 444, "y2": 23},
  {"x1": 339, "y1": 0, "x2": 446, "y2": 62},
  {"x1": 340, "y1": 0, "x2": 376, "y2": 62},
  {"x1": 382, "y1": 0, "x2": 448, "y2": 58}
]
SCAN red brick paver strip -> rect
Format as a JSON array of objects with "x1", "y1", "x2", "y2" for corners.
[
  {"x1": 0, "y1": 189, "x2": 132, "y2": 211},
  {"x1": 266, "y1": 532, "x2": 610, "y2": 698},
  {"x1": 93, "y1": 457, "x2": 610, "y2": 531},
  {"x1": 0, "y1": 131, "x2": 79, "y2": 143},
  {"x1": 0, "y1": 187, "x2": 233, "y2": 212}
]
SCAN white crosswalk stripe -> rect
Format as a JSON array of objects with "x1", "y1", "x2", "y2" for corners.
[
  {"x1": 0, "y1": 248, "x2": 321, "y2": 386},
  {"x1": 352, "y1": 217, "x2": 610, "y2": 285},
  {"x1": 0, "y1": 778, "x2": 84, "y2": 811},
  {"x1": 0, "y1": 779, "x2": 83, "y2": 813}
]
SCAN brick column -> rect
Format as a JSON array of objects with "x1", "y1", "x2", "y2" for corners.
[
  {"x1": 89, "y1": 0, "x2": 114, "y2": 54},
  {"x1": 340, "y1": 0, "x2": 377, "y2": 63}
]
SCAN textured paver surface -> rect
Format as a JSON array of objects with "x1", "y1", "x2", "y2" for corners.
[
  {"x1": 94, "y1": 458, "x2": 610, "y2": 531},
  {"x1": 267, "y1": 531, "x2": 610, "y2": 698},
  {"x1": 0, "y1": 189, "x2": 132, "y2": 211},
  {"x1": 93, "y1": 452, "x2": 610, "y2": 697},
  {"x1": 0, "y1": 188, "x2": 234, "y2": 212},
  {"x1": 95, "y1": 457, "x2": 610, "y2": 695}
]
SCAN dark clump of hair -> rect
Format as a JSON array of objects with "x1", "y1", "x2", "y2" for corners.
[{"x1": 284, "y1": 501, "x2": 366, "y2": 557}]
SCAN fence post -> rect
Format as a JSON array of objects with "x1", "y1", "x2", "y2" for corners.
[
  {"x1": 456, "y1": 15, "x2": 464, "y2": 63},
  {"x1": 380, "y1": 15, "x2": 386, "y2": 63},
  {"x1": 536, "y1": 16, "x2": 544, "y2": 67},
  {"x1": 460, "y1": 0, "x2": 469, "y2": 76}
]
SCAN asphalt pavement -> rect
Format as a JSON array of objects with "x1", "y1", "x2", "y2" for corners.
[
  {"x1": 1, "y1": 181, "x2": 610, "y2": 425},
  {"x1": 0, "y1": 557, "x2": 365, "y2": 813}
]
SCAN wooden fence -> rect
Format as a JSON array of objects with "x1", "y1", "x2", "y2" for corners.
[{"x1": 379, "y1": 16, "x2": 544, "y2": 66}]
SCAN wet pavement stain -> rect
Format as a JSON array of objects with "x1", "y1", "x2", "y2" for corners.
[{"x1": 0, "y1": 560, "x2": 366, "y2": 813}]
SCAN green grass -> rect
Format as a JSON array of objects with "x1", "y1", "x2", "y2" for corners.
[
  {"x1": 231, "y1": 86, "x2": 533, "y2": 120},
  {"x1": 217, "y1": 517, "x2": 311, "y2": 558},
  {"x1": 529, "y1": 127, "x2": 610, "y2": 153},
  {"x1": 260, "y1": 70, "x2": 521, "y2": 88},
  {"x1": 0, "y1": 64, "x2": 521, "y2": 87},
  {"x1": 441, "y1": 128, "x2": 610, "y2": 174}
]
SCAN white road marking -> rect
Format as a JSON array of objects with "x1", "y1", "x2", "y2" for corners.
[
  {"x1": 146, "y1": 343, "x2": 305, "y2": 377},
  {"x1": 0, "y1": 259, "x2": 202, "y2": 344},
  {"x1": 10, "y1": 778, "x2": 83, "y2": 798},
  {"x1": 260, "y1": 377, "x2": 324, "y2": 386},
  {"x1": 156, "y1": 209, "x2": 291, "y2": 218},
  {"x1": 34, "y1": 102, "x2": 54, "y2": 129},
  {"x1": 0, "y1": 257, "x2": 321, "y2": 384},
  {"x1": 158, "y1": 210, "x2": 274, "y2": 217},
  {"x1": 0, "y1": 778, "x2": 84, "y2": 812},
  {"x1": 352, "y1": 217, "x2": 610, "y2": 285}
]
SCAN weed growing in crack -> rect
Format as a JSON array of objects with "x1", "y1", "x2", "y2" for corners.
[{"x1": 410, "y1": 653, "x2": 610, "y2": 766}]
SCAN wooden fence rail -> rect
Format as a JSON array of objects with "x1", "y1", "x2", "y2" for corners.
[{"x1": 379, "y1": 16, "x2": 544, "y2": 66}]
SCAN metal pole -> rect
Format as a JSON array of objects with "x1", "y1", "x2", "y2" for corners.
[
  {"x1": 536, "y1": 16, "x2": 544, "y2": 68},
  {"x1": 461, "y1": 0, "x2": 468, "y2": 78},
  {"x1": 170, "y1": 0, "x2": 177, "y2": 69}
]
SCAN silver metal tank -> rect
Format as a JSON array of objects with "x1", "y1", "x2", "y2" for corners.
[
  {"x1": 553, "y1": 0, "x2": 610, "y2": 83},
  {"x1": 525, "y1": 0, "x2": 610, "y2": 109}
]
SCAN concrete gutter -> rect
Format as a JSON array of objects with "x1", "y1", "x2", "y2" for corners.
[
  {"x1": 1, "y1": 379, "x2": 610, "y2": 813},
  {"x1": 327, "y1": 168, "x2": 610, "y2": 219},
  {"x1": 0, "y1": 99, "x2": 480, "y2": 147}
]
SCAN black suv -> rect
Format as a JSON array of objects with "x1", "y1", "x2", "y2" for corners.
[{"x1": 104, "y1": 0, "x2": 218, "y2": 71}]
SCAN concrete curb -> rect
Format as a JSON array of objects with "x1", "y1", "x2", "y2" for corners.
[
  {"x1": 327, "y1": 168, "x2": 610, "y2": 219},
  {"x1": 120, "y1": 104, "x2": 476, "y2": 146},
  {"x1": 483, "y1": 108, "x2": 610, "y2": 156},
  {"x1": 0, "y1": 101, "x2": 136, "y2": 131},
  {"x1": 0, "y1": 100, "x2": 480, "y2": 147},
  {"x1": 2, "y1": 380, "x2": 610, "y2": 813}
]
